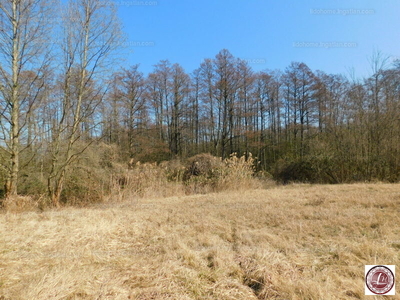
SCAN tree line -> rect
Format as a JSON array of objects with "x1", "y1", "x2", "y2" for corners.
[
  {"x1": 1, "y1": 0, "x2": 399, "y2": 206},
  {"x1": 104, "y1": 51, "x2": 400, "y2": 185}
]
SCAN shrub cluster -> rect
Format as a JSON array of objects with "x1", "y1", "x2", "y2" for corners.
[
  {"x1": 0, "y1": 148, "x2": 270, "y2": 211},
  {"x1": 183, "y1": 153, "x2": 263, "y2": 193},
  {"x1": 273, "y1": 154, "x2": 400, "y2": 184}
]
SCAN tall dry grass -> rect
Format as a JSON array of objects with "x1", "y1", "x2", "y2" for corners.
[
  {"x1": 1, "y1": 151, "x2": 265, "y2": 211},
  {"x1": 218, "y1": 153, "x2": 262, "y2": 190},
  {"x1": 183, "y1": 153, "x2": 266, "y2": 194},
  {"x1": 110, "y1": 160, "x2": 187, "y2": 202},
  {"x1": 1, "y1": 183, "x2": 399, "y2": 299},
  {"x1": 108, "y1": 153, "x2": 266, "y2": 204}
]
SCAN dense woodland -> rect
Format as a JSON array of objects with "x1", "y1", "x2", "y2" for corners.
[{"x1": 1, "y1": 0, "x2": 400, "y2": 206}]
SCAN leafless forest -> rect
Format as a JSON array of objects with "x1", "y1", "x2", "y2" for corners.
[
  {"x1": 1, "y1": 0, "x2": 400, "y2": 207},
  {"x1": 1, "y1": 1, "x2": 400, "y2": 299}
]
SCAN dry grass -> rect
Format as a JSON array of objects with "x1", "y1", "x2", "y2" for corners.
[
  {"x1": 1, "y1": 183, "x2": 400, "y2": 299},
  {"x1": 111, "y1": 161, "x2": 186, "y2": 202},
  {"x1": 183, "y1": 153, "x2": 265, "y2": 194},
  {"x1": 1, "y1": 195, "x2": 40, "y2": 213}
]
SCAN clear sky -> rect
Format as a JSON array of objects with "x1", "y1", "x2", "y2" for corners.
[{"x1": 116, "y1": 0, "x2": 400, "y2": 78}]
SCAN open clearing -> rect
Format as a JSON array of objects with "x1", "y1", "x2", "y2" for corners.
[{"x1": 1, "y1": 183, "x2": 400, "y2": 299}]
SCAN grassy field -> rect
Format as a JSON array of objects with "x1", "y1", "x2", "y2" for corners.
[{"x1": 1, "y1": 183, "x2": 400, "y2": 299}]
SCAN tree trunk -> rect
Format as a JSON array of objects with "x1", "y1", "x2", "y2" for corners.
[{"x1": 5, "y1": 1, "x2": 21, "y2": 197}]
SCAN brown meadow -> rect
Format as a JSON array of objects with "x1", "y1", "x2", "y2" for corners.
[{"x1": 1, "y1": 183, "x2": 400, "y2": 299}]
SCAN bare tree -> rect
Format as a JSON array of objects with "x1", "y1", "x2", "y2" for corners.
[
  {"x1": 147, "y1": 60, "x2": 172, "y2": 143},
  {"x1": 198, "y1": 58, "x2": 217, "y2": 152},
  {"x1": 282, "y1": 62, "x2": 315, "y2": 158},
  {"x1": 0, "y1": 0, "x2": 53, "y2": 197},
  {"x1": 119, "y1": 65, "x2": 146, "y2": 158},
  {"x1": 47, "y1": 0, "x2": 122, "y2": 206},
  {"x1": 236, "y1": 59, "x2": 255, "y2": 154},
  {"x1": 189, "y1": 68, "x2": 201, "y2": 153},
  {"x1": 214, "y1": 49, "x2": 238, "y2": 158},
  {"x1": 253, "y1": 70, "x2": 282, "y2": 167},
  {"x1": 169, "y1": 63, "x2": 190, "y2": 156}
]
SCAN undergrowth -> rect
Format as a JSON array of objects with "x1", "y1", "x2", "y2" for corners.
[{"x1": 1, "y1": 147, "x2": 270, "y2": 211}]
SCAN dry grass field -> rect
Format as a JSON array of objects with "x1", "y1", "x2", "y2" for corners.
[{"x1": 1, "y1": 183, "x2": 400, "y2": 299}]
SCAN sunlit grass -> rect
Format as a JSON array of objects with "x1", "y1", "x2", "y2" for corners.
[{"x1": 1, "y1": 183, "x2": 399, "y2": 299}]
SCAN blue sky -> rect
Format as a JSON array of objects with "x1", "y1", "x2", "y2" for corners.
[{"x1": 117, "y1": 0, "x2": 400, "y2": 78}]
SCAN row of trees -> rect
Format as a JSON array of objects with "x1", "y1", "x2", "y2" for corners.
[
  {"x1": 1, "y1": 0, "x2": 399, "y2": 206},
  {"x1": 103, "y1": 51, "x2": 400, "y2": 183}
]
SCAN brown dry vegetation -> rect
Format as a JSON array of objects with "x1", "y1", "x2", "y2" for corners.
[{"x1": 1, "y1": 183, "x2": 400, "y2": 299}]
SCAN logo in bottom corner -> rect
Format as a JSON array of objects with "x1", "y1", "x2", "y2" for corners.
[{"x1": 365, "y1": 265, "x2": 395, "y2": 295}]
